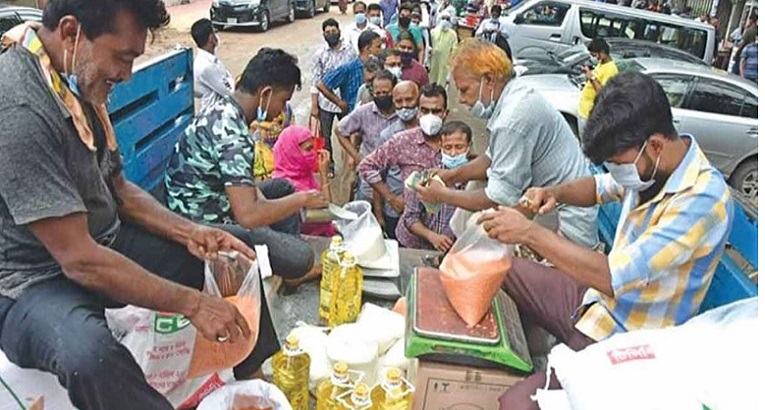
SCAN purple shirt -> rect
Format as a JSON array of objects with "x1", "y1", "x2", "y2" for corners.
[
  {"x1": 358, "y1": 127, "x2": 441, "y2": 187},
  {"x1": 402, "y1": 60, "x2": 430, "y2": 88},
  {"x1": 397, "y1": 187, "x2": 460, "y2": 250},
  {"x1": 380, "y1": 0, "x2": 398, "y2": 27},
  {"x1": 337, "y1": 102, "x2": 398, "y2": 198}
]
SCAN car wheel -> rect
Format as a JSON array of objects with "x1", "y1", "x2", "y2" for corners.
[
  {"x1": 323, "y1": 0, "x2": 330, "y2": 12},
  {"x1": 287, "y1": 3, "x2": 296, "y2": 22},
  {"x1": 731, "y1": 158, "x2": 758, "y2": 200},
  {"x1": 257, "y1": 11, "x2": 269, "y2": 32}
]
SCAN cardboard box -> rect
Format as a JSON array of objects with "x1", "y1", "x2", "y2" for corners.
[{"x1": 412, "y1": 360, "x2": 526, "y2": 410}]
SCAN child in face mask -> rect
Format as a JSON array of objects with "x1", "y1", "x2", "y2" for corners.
[
  {"x1": 272, "y1": 125, "x2": 335, "y2": 236},
  {"x1": 396, "y1": 121, "x2": 472, "y2": 251}
]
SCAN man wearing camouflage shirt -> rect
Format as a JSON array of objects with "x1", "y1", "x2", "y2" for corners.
[{"x1": 165, "y1": 48, "x2": 328, "y2": 283}]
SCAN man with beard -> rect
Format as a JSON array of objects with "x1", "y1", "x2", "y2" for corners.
[
  {"x1": 478, "y1": 72, "x2": 734, "y2": 410},
  {"x1": 311, "y1": 18, "x2": 356, "y2": 176}
]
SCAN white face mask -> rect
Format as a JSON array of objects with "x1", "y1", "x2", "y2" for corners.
[
  {"x1": 604, "y1": 141, "x2": 660, "y2": 192},
  {"x1": 385, "y1": 65, "x2": 402, "y2": 79},
  {"x1": 419, "y1": 114, "x2": 443, "y2": 136}
]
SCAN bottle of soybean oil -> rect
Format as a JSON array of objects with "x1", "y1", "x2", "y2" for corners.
[
  {"x1": 316, "y1": 362, "x2": 353, "y2": 410},
  {"x1": 338, "y1": 383, "x2": 374, "y2": 410},
  {"x1": 319, "y1": 235, "x2": 345, "y2": 323},
  {"x1": 328, "y1": 253, "x2": 363, "y2": 328},
  {"x1": 371, "y1": 368, "x2": 414, "y2": 410},
  {"x1": 272, "y1": 334, "x2": 311, "y2": 410}
]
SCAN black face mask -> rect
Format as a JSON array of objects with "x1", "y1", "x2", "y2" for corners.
[
  {"x1": 373, "y1": 95, "x2": 394, "y2": 111},
  {"x1": 401, "y1": 51, "x2": 415, "y2": 65},
  {"x1": 399, "y1": 16, "x2": 411, "y2": 28},
  {"x1": 324, "y1": 33, "x2": 341, "y2": 47}
]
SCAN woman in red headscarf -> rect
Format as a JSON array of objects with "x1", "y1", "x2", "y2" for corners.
[{"x1": 272, "y1": 125, "x2": 335, "y2": 236}]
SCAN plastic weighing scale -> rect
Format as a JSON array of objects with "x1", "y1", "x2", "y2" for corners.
[{"x1": 405, "y1": 267, "x2": 532, "y2": 373}]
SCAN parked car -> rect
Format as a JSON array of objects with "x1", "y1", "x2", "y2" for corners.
[
  {"x1": 515, "y1": 58, "x2": 758, "y2": 198},
  {"x1": 500, "y1": 0, "x2": 716, "y2": 64},
  {"x1": 514, "y1": 38, "x2": 707, "y2": 76},
  {"x1": 210, "y1": 0, "x2": 296, "y2": 32},
  {"x1": 294, "y1": 0, "x2": 330, "y2": 18},
  {"x1": 0, "y1": 4, "x2": 42, "y2": 36}
]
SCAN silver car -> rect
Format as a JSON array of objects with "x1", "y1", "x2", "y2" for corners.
[{"x1": 515, "y1": 58, "x2": 758, "y2": 199}]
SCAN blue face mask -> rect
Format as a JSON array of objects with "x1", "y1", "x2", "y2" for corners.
[
  {"x1": 470, "y1": 78, "x2": 496, "y2": 119},
  {"x1": 603, "y1": 141, "x2": 660, "y2": 192},
  {"x1": 256, "y1": 89, "x2": 272, "y2": 122},
  {"x1": 369, "y1": 16, "x2": 382, "y2": 26},
  {"x1": 354, "y1": 12, "x2": 367, "y2": 25},
  {"x1": 62, "y1": 24, "x2": 83, "y2": 98},
  {"x1": 442, "y1": 152, "x2": 469, "y2": 169}
]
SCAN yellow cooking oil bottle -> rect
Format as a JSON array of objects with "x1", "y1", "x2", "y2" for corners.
[
  {"x1": 370, "y1": 368, "x2": 414, "y2": 410},
  {"x1": 316, "y1": 362, "x2": 354, "y2": 410},
  {"x1": 338, "y1": 383, "x2": 374, "y2": 410},
  {"x1": 328, "y1": 252, "x2": 363, "y2": 328},
  {"x1": 271, "y1": 334, "x2": 311, "y2": 410},
  {"x1": 319, "y1": 235, "x2": 345, "y2": 323}
]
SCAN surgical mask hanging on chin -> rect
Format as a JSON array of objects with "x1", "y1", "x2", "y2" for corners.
[
  {"x1": 604, "y1": 141, "x2": 660, "y2": 192},
  {"x1": 442, "y1": 152, "x2": 469, "y2": 169},
  {"x1": 419, "y1": 113, "x2": 443, "y2": 136},
  {"x1": 62, "y1": 24, "x2": 83, "y2": 98},
  {"x1": 470, "y1": 78, "x2": 496, "y2": 119},
  {"x1": 256, "y1": 89, "x2": 272, "y2": 122}
]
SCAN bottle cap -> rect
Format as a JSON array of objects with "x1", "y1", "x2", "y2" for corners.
[
  {"x1": 331, "y1": 235, "x2": 343, "y2": 245},
  {"x1": 285, "y1": 334, "x2": 299, "y2": 349},
  {"x1": 342, "y1": 253, "x2": 356, "y2": 264},
  {"x1": 386, "y1": 367, "x2": 402, "y2": 383},
  {"x1": 353, "y1": 383, "x2": 370, "y2": 398},
  {"x1": 334, "y1": 362, "x2": 349, "y2": 376}
]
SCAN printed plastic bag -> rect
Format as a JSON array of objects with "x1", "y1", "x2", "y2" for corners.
[
  {"x1": 439, "y1": 213, "x2": 514, "y2": 327},
  {"x1": 106, "y1": 306, "x2": 234, "y2": 409},
  {"x1": 196, "y1": 380, "x2": 292, "y2": 410},
  {"x1": 188, "y1": 252, "x2": 262, "y2": 378}
]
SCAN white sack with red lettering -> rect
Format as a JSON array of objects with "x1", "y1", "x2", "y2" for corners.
[{"x1": 547, "y1": 298, "x2": 758, "y2": 410}]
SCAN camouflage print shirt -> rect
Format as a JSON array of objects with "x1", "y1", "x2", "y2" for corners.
[{"x1": 164, "y1": 96, "x2": 255, "y2": 224}]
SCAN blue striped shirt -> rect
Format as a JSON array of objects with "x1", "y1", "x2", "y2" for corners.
[
  {"x1": 576, "y1": 135, "x2": 734, "y2": 341},
  {"x1": 322, "y1": 57, "x2": 365, "y2": 113}
]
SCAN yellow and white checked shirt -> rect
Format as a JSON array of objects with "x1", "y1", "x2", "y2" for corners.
[{"x1": 575, "y1": 136, "x2": 734, "y2": 341}]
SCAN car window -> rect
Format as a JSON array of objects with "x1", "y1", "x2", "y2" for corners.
[
  {"x1": 687, "y1": 78, "x2": 747, "y2": 117},
  {"x1": 579, "y1": 11, "x2": 709, "y2": 60},
  {"x1": 0, "y1": 13, "x2": 23, "y2": 36},
  {"x1": 516, "y1": 2, "x2": 570, "y2": 26},
  {"x1": 652, "y1": 74, "x2": 693, "y2": 108},
  {"x1": 741, "y1": 92, "x2": 758, "y2": 119}
]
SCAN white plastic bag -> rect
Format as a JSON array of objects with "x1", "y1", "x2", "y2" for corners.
[
  {"x1": 326, "y1": 323, "x2": 378, "y2": 386},
  {"x1": 335, "y1": 201, "x2": 386, "y2": 264},
  {"x1": 549, "y1": 298, "x2": 759, "y2": 410},
  {"x1": 196, "y1": 380, "x2": 292, "y2": 410},
  {"x1": 376, "y1": 339, "x2": 412, "y2": 382},
  {"x1": 0, "y1": 351, "x2": 75, "y2": 410},
  {"x1": 355, "y1": 303, "x2": 405, "y2": 355},
  {"x1": 106, "y1": 251, "x2": 261, "y2": 408},
  {"x1": 289, "y1": 322, "x2": 331, "y2": 388},
  {"x1": 106, "y1": 305, "x2": 233, "y2": 409}
]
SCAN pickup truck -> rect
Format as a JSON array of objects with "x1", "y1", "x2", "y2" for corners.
[{"x1": 0, "y1": 46, "x2": 757, "y2": 409}]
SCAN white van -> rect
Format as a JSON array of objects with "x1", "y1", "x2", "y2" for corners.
[{"x1": 500, "y1": 0, "x2": 716, "y2": 64}]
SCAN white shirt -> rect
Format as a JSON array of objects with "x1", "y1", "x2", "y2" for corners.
[
  {"x1": 475, "y1": 18, "x2": 510, "y2": 41},
  {"x1": 193, "y1": 48, "x2": 234, "y2": 108},
  {"x1": 346, "y1": 22, "x2": 387, "y2": 54}
]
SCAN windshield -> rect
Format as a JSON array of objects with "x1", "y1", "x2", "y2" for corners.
[{"x1": 616, "y1": 59, "x2": 646, "y2": 73}]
